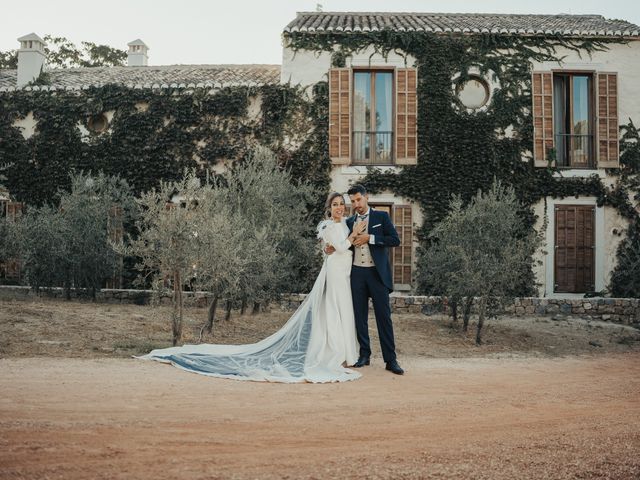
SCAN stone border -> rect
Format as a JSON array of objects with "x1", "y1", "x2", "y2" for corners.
[
  {"x1": 279, "y1": 294, "x2": 640, "y2": 325},
  {"x1": 1, "y1": 286, "x2": 638, "y2": 325}
]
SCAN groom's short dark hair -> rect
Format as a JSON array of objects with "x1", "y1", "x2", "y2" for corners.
[{"x1": 347, "y1": 184, "x2": 367, "y2": 196}]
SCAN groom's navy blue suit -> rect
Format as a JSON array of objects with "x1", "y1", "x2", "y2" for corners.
[{"x1": 346, "y1": 208, "x2": 400, "y2": 363}]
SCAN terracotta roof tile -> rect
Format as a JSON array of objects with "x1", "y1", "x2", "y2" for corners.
[
  {"x1": 0, "y1": 64, "x2": 280, "y2": 92},
  {"x1": 284, "y1": 12, "x2": 640, "y2": 38}
]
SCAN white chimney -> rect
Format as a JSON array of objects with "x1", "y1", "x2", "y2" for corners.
[
  {"x1": 17, "y1": 33, "x2": 46, "y2": 87},
  {"x1": 127, "y1": 39, "x2": 149, "y2": 66}
]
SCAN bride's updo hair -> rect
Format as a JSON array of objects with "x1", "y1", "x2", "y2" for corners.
[{"x1": 324, "y1": 192, "x2": 345, "y2": 219}]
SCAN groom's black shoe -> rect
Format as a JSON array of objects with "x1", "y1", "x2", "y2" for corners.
[
  {"x1": 352, "y1": 356, "x2": 370, "y2": 368},
  {"x1": 385, "y1": 360, "x2": 404, "y2": 375}
]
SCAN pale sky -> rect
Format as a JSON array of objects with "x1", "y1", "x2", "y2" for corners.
[{"x1": 2, "y1": 0, "x2": 639, "y2": 66}]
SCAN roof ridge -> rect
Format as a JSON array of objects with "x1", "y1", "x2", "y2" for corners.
[
  {"x1": 285, "y1": 11, "x2": 640, "y2": 37},
  {"x1": 295, "y1": 11, "x2": 607, "y2": 18},
  {"x1": 0, "y1": 64, "x2": 281, "y2": 74},
  {"x1": 0, "y1": 64, "x2": 282, "y2": 91}
]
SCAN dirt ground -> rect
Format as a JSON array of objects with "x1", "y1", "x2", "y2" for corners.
[
  {"x1": 1, "y1": 298, "x2": 640, "y2": 479},
  {"x1": 1, "y1": 298, "x2": 639, "y2": 359}
]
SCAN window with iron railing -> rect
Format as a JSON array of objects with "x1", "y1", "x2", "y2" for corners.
[
  {"x1": 353, "y1": 71, "x2": 394, "y2": 165},
  {"x1": 553, "y1": 73, "x2": 594, "y2": 168}
]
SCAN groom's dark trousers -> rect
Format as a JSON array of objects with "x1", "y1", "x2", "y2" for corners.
[
  {"x1": 347, "y1": 208, "x2": 400, "y2": 363},
  {"x1": 351, "y1": 266, "x2": 396, "y2": 362}
]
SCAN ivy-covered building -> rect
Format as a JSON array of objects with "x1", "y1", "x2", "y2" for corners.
[
  {"x1": 282, "y1": 12, "x2": 640, "y2": 296},
  {"x1": 1, "y1": 12, "x2": 640, "y2": 297}
]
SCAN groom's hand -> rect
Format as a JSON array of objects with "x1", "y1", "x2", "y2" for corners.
[{"x1": 352, "y1": 234, "x2": 370, "y2": 246}]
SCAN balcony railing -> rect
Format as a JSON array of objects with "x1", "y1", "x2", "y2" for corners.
[
  {"x1": 352, "y1": 131, "x2": 393, "y2": 165},
  {"x1": 554, "y1": 133, "x2": 594, "y2": 168}
]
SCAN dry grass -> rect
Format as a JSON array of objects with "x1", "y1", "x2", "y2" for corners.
[{"x1": 1, "y1": 297, "x2": 639, "y2": 359}]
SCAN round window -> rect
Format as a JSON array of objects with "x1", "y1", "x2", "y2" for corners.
[
  {"x1": 87, "y1": 114, "x2": 108, "y2": 133},
  {"x1": 456, "y1": 76, "x2": 490, "y2": 109}
]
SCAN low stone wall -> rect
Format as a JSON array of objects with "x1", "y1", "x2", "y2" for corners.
[
  {"x1": 277, "y1": 293, "x2": 640, "y2": 326},
  {"x1": 0, "y1": 285, "x2": 211, "y2": 307},
  {"x1": 1, "y1": 286, "x2": 638, "y2": 325}
]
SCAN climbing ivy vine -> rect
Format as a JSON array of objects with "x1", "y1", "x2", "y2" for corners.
[
  {"x1": 284, "y1": 30, "x2": 640, "y2": 297},
  {"x1": 0, "y1": 83, "x2": 331, "y2": 222}
]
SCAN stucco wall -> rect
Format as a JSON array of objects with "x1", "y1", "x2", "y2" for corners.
[{"x1": 281, "y1": 44, "x2": 417, "y2": 90}]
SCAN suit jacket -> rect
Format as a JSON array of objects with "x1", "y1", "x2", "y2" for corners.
[{"x1": 346, "y1": 208, "x2": 401, "y2": 292}]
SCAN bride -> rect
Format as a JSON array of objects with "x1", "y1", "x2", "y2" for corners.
[{"x1": 138, "y1": 192, "x2": 367, "y2": 383}]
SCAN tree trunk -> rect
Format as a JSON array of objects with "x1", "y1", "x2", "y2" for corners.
[
  {"x1": 240, "y1": 298, "x2": 247, "y2": 315},
  {"x1": 476, "y1": 297, "x2": 487, "y2": 345},
  {"x1": 463, "y1": 297, "x2": 473, "y2": 332},
  {"x1": 225, "y1": 300, "x2": 232, "y2": 321},
  {"x1": 450, "y1": 299, "x2": 458, "y2": 324},
  {"x1": 252, "y1": 302, "x2": 260, "y2": 315},
  {"x1": 172, "y1": 271, "x2": 183, "y2": 346},
  {"x1": 205, "y1": 294, "x2": 218, "y2": 334}
]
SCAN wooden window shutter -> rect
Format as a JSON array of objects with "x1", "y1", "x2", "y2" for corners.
[
  {"x1": 395, "y1": 68, "x2": 418, "y2": 165},
  {"x1": 328, "y1": 68, "x2": 351, "y2": 165},
  {"x1": 392, "y1": 205, "x2": 413, "y2": 288},
  {"x1": 532, "y1": 72, "x2": 554, "y2": 167},
  {"x1": 596, "y1": 72, "x2": 619, "y2": 168}
]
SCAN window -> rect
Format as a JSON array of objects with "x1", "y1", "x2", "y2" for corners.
[
  {"x1": 456, "y1": 75, "x2": 490, "y2": 109},
  {"x1": 87, "y1": 114, "x2": 109, "y2": 133},
  {"x1": 329, "y1": 68, "x2": 416, "y2": 166},
  {"x1": 553, "y1": 73, "x2": 594, "y2": 168},
  {"x1": 352, "y1": 70, "x2": 393, "y2": 165}
]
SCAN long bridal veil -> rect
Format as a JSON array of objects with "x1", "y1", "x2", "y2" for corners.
[{"x1": 137, "y1": 222, "x2": 361, "y2": 383}]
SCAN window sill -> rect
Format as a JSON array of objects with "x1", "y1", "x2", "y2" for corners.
[
  {"x1": 552, "y1": 169, "x2": 605, "y2": 179},
  {"x1": 340, "y1": 165, "x2": 400, "y2": 174}
]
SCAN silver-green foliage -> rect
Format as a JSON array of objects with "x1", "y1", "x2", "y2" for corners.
[
  {"x1": 123, "y1": 146, "x2": 318, "y2": 344},
  {"x1": 15, "y1": 172, "x2": 135, "y2": 296},
  {"x1": 421, "y1": 180, "x2": 544, "y2": 343}
]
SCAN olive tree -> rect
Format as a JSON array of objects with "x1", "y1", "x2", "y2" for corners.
[
  {"x1": 15, "y1": 172, "x2": 135, "y2": 298},
  {"x1": 193, "y1": 146, "x2": 317, "y2": 334},
  {"x1": 190, "y1": 186, "x2": 251, "y2": 335},
  {"x1": 420, "y1": 181, "x2": 543, "y2": 344},
  {"x1": 216, "y1": 145, "x2": 317, "y2": 318},
  {"x1": 121, "y1": 172, "x2": 202, "y2": 345}
]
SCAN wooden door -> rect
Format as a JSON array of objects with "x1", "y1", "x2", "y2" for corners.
[{"x1": 554, "y1": 205, "x2": 595, "y2": 293}]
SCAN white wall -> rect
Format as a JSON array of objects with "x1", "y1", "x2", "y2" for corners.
[{"x1": 281, "y1": 44, "x2": 416, "y2": 90}]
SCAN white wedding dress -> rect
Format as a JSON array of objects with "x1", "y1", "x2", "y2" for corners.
[{"x1": 138, "y1": 219, "x2": 360, "y2": 383}]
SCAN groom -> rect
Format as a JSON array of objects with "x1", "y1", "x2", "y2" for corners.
[{"x1": 326, "y1": 184, "x2": 404, "y2": 375}]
